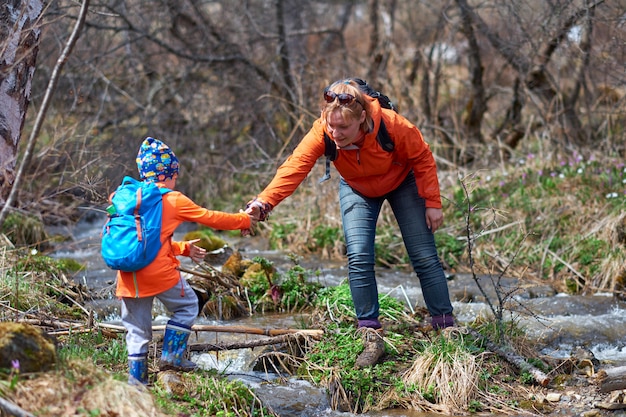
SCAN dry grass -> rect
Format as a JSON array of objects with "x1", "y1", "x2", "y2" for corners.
[
  {"x1": 387, "y1": 328, "x2": 480, "y2": 414},
  {"x1": 8, "y1": 359, "x2": 167, "y2": 417}
]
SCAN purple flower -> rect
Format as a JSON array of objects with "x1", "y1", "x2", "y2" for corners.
[{"x1": 11, "y1": 359, "x2": 19, "y2": 371}]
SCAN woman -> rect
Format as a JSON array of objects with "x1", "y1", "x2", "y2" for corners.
[{"x1": 246, "y1": 78, "x2": 454, "y2": 367}]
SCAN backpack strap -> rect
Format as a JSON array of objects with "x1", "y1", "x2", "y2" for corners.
[
  {"x1": 134, "y1": 187, "x2": 143, "y2": 242},
  {"x1": 377, "y1": 120, "x2": 394, "y2": 152},
  {"x1": 319, "y1": 133, "x2": 337, "y2": 183}
]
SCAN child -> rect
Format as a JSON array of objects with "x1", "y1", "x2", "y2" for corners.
[{"x1": 118, "y1": 136, "x2": 256, "y2": 385}]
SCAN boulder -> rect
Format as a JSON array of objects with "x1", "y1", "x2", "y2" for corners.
[{"x1": 0, "y1": 322, "x2": 57, "y2": 373}]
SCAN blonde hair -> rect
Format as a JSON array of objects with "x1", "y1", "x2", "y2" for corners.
[{"x1": 321, "y1": 79, "x2": 373, "y2": 133}]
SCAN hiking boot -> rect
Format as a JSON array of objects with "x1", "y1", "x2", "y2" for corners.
[
  {"x1": 355, "y1": 327, "x2": 385, "y2": 368},
  {"x1": 431, "y1": 315, "x2": 455, "y2": 330}
]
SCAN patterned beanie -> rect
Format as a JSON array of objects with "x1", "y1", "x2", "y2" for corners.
[{"x1": 136, "y1": 137, "x2": 179, "y2": 183}]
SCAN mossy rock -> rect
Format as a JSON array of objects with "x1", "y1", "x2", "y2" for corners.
[
  {"x1": 222, "y1": 251, "x2": 252, "y2": 277},
  {"x1": 0, "y1": 322, "x2": 57, "y2": 372},
  {"x1": 240, "y1": 263, "x2": 266, "y2": 287},
  {"x1": 182, "y1": 230, "x2": 227, "y2": 252}
]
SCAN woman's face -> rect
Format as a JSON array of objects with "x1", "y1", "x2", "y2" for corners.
[{"x1": 326, "y1": 108, "x2": 366, "y2": 148}]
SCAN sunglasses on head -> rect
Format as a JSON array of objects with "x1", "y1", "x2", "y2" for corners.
[{"x1": 323, "y1": 90, "x2": 362, "y2": 106}]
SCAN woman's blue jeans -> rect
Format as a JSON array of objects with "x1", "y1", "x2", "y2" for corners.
[{"x1": 339, "y1": 171, "x2": 453, "y2": 322}]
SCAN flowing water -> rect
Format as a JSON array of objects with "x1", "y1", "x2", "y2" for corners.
[{"x1": 48, "y1": 217, "x2": 626, "y2": 417}]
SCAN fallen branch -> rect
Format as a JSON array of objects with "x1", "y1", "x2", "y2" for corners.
[
  {"x1": 547, "y1": 249, "x2": 586, "y2": 286},
  {"x1": 0, "y1": 397, "x2": 35, "y2": 417},
  {"x1": 191, "y1": 324, "x2": 323, "y2": 339},
  {"x1": 17, "y1": 318, "x2": 86, "y2": 330},
  {"x1": 97, "y1": 322, "x2": 323, "y2": 338},
  {"x1": 179, "y1": 265, "x2": 237, "y2": 289},
  {"x1": 468, "y1": 328, "x2": 551, "y2": 386},
  {"x1": 189, "y1": 332, "x2": 314, "y2": 352}
]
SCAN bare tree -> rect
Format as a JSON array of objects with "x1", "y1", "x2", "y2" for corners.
[
  {"x1": 457, "y1": 0, "x2": 606, "y2": 147},
  {"x1": 456, "y1": 0, "x2": 486, "y2": 145},
  {"x1": 0, "y1": 0, "x2": 45, "y2": 205},
  {"x1": 0, "y1": 0, "x2": 89, "y2": 228},
  {"x1": 3, "y1": 0, "x2": 623, "y2": 224}
]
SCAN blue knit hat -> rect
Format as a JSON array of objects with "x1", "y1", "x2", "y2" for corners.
[{"x1": 136, "y1": 137, "x2": 179, "y2": 183}]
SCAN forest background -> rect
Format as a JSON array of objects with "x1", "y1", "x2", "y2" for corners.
[{"x1": 1, "y1": 0, "x2": 625, "y2": 296}]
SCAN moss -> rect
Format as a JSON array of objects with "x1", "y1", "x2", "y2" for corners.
[
  {"x1": 182, "y1": 229, "x2": 227, "y2": 251},
  {"x1": 222, "y1": 251, "x2": 253, "y2": 277},
  {"x1": 0, "y1": 322, "x2": 57, "y2": 372}
]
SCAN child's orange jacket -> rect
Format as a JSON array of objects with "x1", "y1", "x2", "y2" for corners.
[
  {"x1": 257, "y1": 95, "x2": 442, "y2": 209},
  {"x1": 115, "y1": 188, "x2": 250, "y2": 298}
]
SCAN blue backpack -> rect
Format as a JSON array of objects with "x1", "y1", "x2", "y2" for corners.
[{"x1": 101, "y1": 176, "x2": 171, "y2": 272}]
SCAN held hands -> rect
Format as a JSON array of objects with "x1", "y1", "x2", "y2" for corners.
[
  {"x1": 425, "y1": 207, "x2": 444, "y2": 233},
  {"x1": 187, "y1": 239, "x2": 206, "y2": 263},
  {"x1": 240, "y1": 209, "x2": 259, "y2": 237},
  {"x1": 245, "y1": 198, "x2": 273, "y2": 221},
  {"x1": 240, "y1": 198, "x2": 273, "y2": 237}
]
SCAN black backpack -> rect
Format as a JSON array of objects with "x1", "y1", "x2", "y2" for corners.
[{"x1": 320, "y1": 78, "x2": 397, "y2": 182}]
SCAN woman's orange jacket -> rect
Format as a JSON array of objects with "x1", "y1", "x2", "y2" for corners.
[
  {"x1": 257, "y1": 95, "x2": 442, "y2": 209},
  {"x1": 115, "y1": 188, "x2": 250, "y2": 298}
]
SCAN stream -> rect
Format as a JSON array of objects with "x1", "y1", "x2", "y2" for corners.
[{"x1": 47, "y1": 216, "x2": 626, "y2": 417}]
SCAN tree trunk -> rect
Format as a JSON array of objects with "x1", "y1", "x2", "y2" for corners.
[
  {"x1": 455, "y1": 0, "x2": 486, "y2": 144},
  {"x1": 366, "y1": 0, "x2": 396, "y2": 86},
  {"x1": 0, "y1": 0, "x2": 44, "y2": 205}
]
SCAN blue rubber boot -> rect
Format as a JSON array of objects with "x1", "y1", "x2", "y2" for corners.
[
  {"x1": 159, "y1": 320, "x2": 197, "y2": 372},
  {"x1": 128, "y1": 353, "x2": 148, "y2": 385}
]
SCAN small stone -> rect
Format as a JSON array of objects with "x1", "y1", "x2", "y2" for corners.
[
  {"x1": 546, "y1": 392, "x2": 562, "y2": 402},
  {"x1": 157, "y1": 370, "x2": 187, "y2": 396}
]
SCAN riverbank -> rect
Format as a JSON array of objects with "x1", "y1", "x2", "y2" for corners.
[{"x1": 3, "y1": 235, "x2": 626, "y2": 417}]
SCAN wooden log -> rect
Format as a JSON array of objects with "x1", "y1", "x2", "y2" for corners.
[
  {"x1": 597, "y1": 366, "x2": 626, "y2": 393},
  {"x1": 191, "y1": 325, "x2": 323, "y2": 338},
  {"x1": 189, "y1": 332, "x2": 314, "y2": 352}
]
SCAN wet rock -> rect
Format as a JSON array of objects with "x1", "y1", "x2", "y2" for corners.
[
  {"x1": 0, "y1": 322, "x2": 57, "y2": 372},
  {"x1": 157, "y1": 370, "x2": 187, "y2": 396},
  {"x1": 205, "y1": 245, "x2": 234, "y2": 266}
]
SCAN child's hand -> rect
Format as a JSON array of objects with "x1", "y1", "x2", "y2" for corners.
[
  {"x1": 240, "y1": 210, "x2": 258, "y2": 237},
  {"x1": 188, "y1": 239, "x2": 206, "y2": 263}
]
